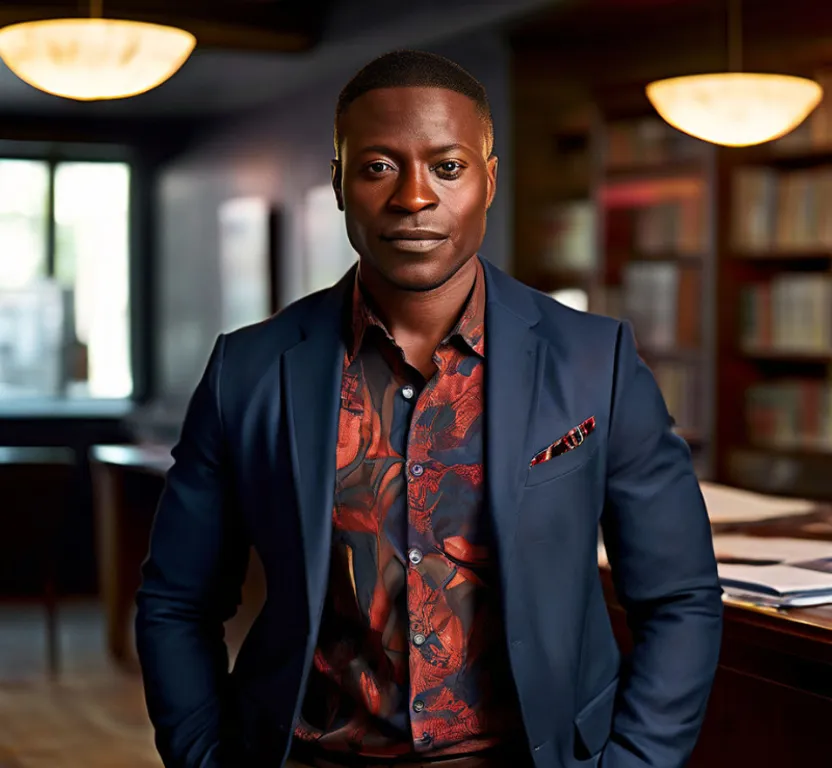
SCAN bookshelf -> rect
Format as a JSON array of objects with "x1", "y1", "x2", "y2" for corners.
[
  {"x1": 590, "y1": 115, "x2": 716, "y2": 477},
  {"x1": 510, "y1": 29, "x2": 832, "y2": 499},
  {"x1": 718, "y1": 73, "x2": 832, "y2": 496},
  {"x1": 512, "y1": 97, "x2": 717, "y2": 477},
  {"x1": 510, "y1": 46, "x2": 717, "y2": 477},
  {"x1": 510, "y1": 64, "x2": 599, "y2": 314}
]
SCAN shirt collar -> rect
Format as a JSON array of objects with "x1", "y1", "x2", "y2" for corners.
[{"x1": 347, "y1": 256, "x2": 486, "y2": 364}]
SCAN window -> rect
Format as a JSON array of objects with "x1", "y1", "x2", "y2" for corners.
[{"x1": 0, "y1": 157, "x2": 132, "y2": 401}]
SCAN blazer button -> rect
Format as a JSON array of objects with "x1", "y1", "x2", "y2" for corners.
[
  {"x1": 408, "y1": 548, "x2": 423, "y2": 566},
  {"x1": 413, "y1": 700, "x2": 425, "y2": 713}
]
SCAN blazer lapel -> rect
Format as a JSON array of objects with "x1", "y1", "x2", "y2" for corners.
[
  {"x1": 482, "y1": 261, "x2": 543, "y2": 592},
  {"x1": 283, "y1": 268, "x2": 355, "y2": 626}
]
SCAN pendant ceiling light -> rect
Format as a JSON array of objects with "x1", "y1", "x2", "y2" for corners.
[
  {"x1": 0, "y1": 0, "x2": 196, "y2": 101},
  {"x1": 645, "y1": 0, "x2": 823, "y2": 147}
]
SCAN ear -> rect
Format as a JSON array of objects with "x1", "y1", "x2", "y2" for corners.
[
  {"x1": 331, "y1": 159, "x2": 344, "y2": 211},
  {"x1": 485, "y1": 155, "x2": 498, "y2": 210}
]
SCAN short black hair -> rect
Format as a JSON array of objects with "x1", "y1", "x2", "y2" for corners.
[{"x1": 334, "y1": 49, "x2": 494, "y2": 160}]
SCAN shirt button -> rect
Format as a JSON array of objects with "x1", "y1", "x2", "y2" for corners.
[
  {"x1": 402, "y1": 385, "x2": 415, "y2": 400},
  {"x1": 410, "y1": 463, "x2": 424, "y2": 477},
  {"x1": 413, "y1": 633, "x2": 426, "y2": 646},
  {"x1": 413, "y1": 700, "x2": 425, "y2": 713},
  {"x1": 408, "y1": 548, "x2": 423, "y2": 566}
]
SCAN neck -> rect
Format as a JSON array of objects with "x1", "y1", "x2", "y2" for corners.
[{"x1": 358, "y1": 257, "x2": 479, "y2": 350}]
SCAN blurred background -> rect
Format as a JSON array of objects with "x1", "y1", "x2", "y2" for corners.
[{"x1": 1, "y1": 0, "x2": 832, "y2": 766}]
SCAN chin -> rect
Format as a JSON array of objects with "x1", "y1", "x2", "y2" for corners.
[
  {"x1": 365, "y1": 243, "x2": 475, "y2": 292},
  {"x1": 376, "y1": 260, "x2": 460, "y2": 293}
]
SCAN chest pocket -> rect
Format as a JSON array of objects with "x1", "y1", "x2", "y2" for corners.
[{"x1": 525, "y1": 431, "x2": 599, "y2": 487}]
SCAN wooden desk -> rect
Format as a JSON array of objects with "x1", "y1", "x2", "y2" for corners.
[
  {"x1": 92, "y1": 448, "x2": 832, "y2": 762},
  {"x1": 89, "y1": 444, "x2": 264, "y2": 670},
  {"x1": 0, "y1": 446, "x2": 75, "y2": 675},
  {"x1": 603, "y1": 511, "x2": 832, "y2": 768},
  {"x1": 89, "y1": 445, "x2": 171, "y2": 668}
]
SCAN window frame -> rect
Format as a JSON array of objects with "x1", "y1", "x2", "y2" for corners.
[{"x1": 0, "y1": 139, "x2": 149, "y2": 410}]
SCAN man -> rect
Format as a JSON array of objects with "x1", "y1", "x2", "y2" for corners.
[{"x1": 136, "y1": 50, "x2": 723, "y2": 768}]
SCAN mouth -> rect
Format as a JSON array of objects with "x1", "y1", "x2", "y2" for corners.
[{"x1": 380, "y1": 229, "x2": 449, "y2": 253}]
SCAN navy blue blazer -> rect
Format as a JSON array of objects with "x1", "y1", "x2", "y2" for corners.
[{"x1": 136, "y1": 258, "x2": 723, "y2": 768}]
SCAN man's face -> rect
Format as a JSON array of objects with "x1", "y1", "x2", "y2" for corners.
[{"x1": 332, "y1": 86, "x2": 498, "y2": 292}]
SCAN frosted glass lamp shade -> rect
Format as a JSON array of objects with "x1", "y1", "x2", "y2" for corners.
[
  {"x1": 0, "y1": 19, "x2": 196, "y2": 101},
  {"x1": 646, "y1": 72, "x2": 824, "y2": 147}
]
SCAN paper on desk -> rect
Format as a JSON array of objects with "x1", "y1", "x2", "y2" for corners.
[
  {"x1": 718, "y1": 561, "x2": 832, "y2": 597},
  {"x1": 597, "y1": 536, "x2": 832, "y2": 571},
  {"x1": 712, "y1": 535, "x2": 832, "y2": 563},
  {"x1": 596, "y1": 481, "x2": 820, "y2": 570},
  {"x1": 722, "y1": 588, "x2": 832, "y2": 608},
  {"x1": 700, "y1": 481, "x2": 817, "y2": 524}
]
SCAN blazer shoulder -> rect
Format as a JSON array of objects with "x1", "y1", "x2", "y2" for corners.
[{"x1": 210, "y1": 288, "x2": 333, "y2": 400}]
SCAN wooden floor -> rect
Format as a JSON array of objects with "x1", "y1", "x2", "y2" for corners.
[{"x1": 0, "y1": 600, "x2": 160, "y2": 768}]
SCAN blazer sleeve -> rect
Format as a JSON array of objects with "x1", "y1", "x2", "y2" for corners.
[
  {"x1": 135, "y1": 334, "x2": 250, "y2": 768},
  {"x1": 599, "y1": 321, "x2": 723, "y2": 768}
]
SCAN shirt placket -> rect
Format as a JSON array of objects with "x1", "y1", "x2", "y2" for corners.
[{"x1": 403, "y1": 348, "x2": 449, "y2": 751}]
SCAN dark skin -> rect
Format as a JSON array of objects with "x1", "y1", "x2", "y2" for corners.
[{"x1": 331, "y1": 86, "x2": 498, "y2": 377}]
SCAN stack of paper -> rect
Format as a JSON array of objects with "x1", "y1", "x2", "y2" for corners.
[
  {"x1": 714, "y1": 534, "x2": 832, "y2": 607},
  {"x1": 718, "y1": 562, "x2": 832, "y2": 607}
]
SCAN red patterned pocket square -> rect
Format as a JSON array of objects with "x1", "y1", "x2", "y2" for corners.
[{"x1": 529, "y1": 416, "x2": 596, "y2": 468}]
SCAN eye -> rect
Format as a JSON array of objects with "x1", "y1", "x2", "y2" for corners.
[
  {"x1": 435, "y1": 161, "x2": 464, "y2": 179},
  {"x1": 367, "y1": 161, "x2": 393, "y2": 174}
]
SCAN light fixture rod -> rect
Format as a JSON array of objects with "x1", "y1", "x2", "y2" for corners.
[
  {"x1": 90, "y1": 0, "x2": 103, "y2": 19},
  {"x1": 728, "y1": 0, "x2": 742, "y2": 72}
]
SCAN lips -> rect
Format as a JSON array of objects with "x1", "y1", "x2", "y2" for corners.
[{"x1": 380, "y1": 228, "x2": 449, "y2": 253}]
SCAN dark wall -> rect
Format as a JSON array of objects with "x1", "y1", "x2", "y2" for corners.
[{"x1": 153, "y1": 31, "x2": 515, "y2": 410}]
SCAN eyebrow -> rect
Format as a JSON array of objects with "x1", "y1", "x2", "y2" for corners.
[{"x1": 357, "y1": 143, "x2": 470, "y2": 156}]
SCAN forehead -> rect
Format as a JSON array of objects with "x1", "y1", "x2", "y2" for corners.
[{"x1": 339, "y1": 86, "x2": 487, "y2": 154}]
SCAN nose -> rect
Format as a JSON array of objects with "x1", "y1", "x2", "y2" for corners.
[{"x1": 388, "y1": 163, "x2": 438, "y2": 213}]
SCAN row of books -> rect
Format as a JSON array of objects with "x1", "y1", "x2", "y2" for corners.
[
  {"x1": 633, "y1": 199, "x2": 705, "y2": 255},
  {"x1": 746, "y1": 378, "x2": 832, "y2": 451},
  {"x1": 622, "y1": 261, "x2": 701, "y2": 350},
  {"x1": 739, "y1": 274, "x2": 832, "y2": 353},
  {"x1": 603, "y1": 117, "x2": 705, "y2": 169},
  {"x1": 539, "y1": 201, "x2": 705, "y2": 272},
  {"x1": 653, "y1": 360, "x2": 702, "y2": 438},
  {"x1": 539, "y1": 200, "x2": 596, "y2": 272},
  {"x1": 733, "y1": 166, "x2": 832, "y2": 252}
]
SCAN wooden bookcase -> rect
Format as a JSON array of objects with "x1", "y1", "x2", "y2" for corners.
[
  {"x1": 510, "y1": 66, "x2": 598, "y2": 309},
  {"x1": 510, "y1": 29, "x2": 832, "y2": 498},
  {"x1": 512, "y1": 82, "x2": 719, "y2": 478},
  {"x1": 590, "y1": 114, "x2": 717, "y2": 477},
  {"x1": 715, "y1": 82, "x2": 832, "y2": 497}
]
